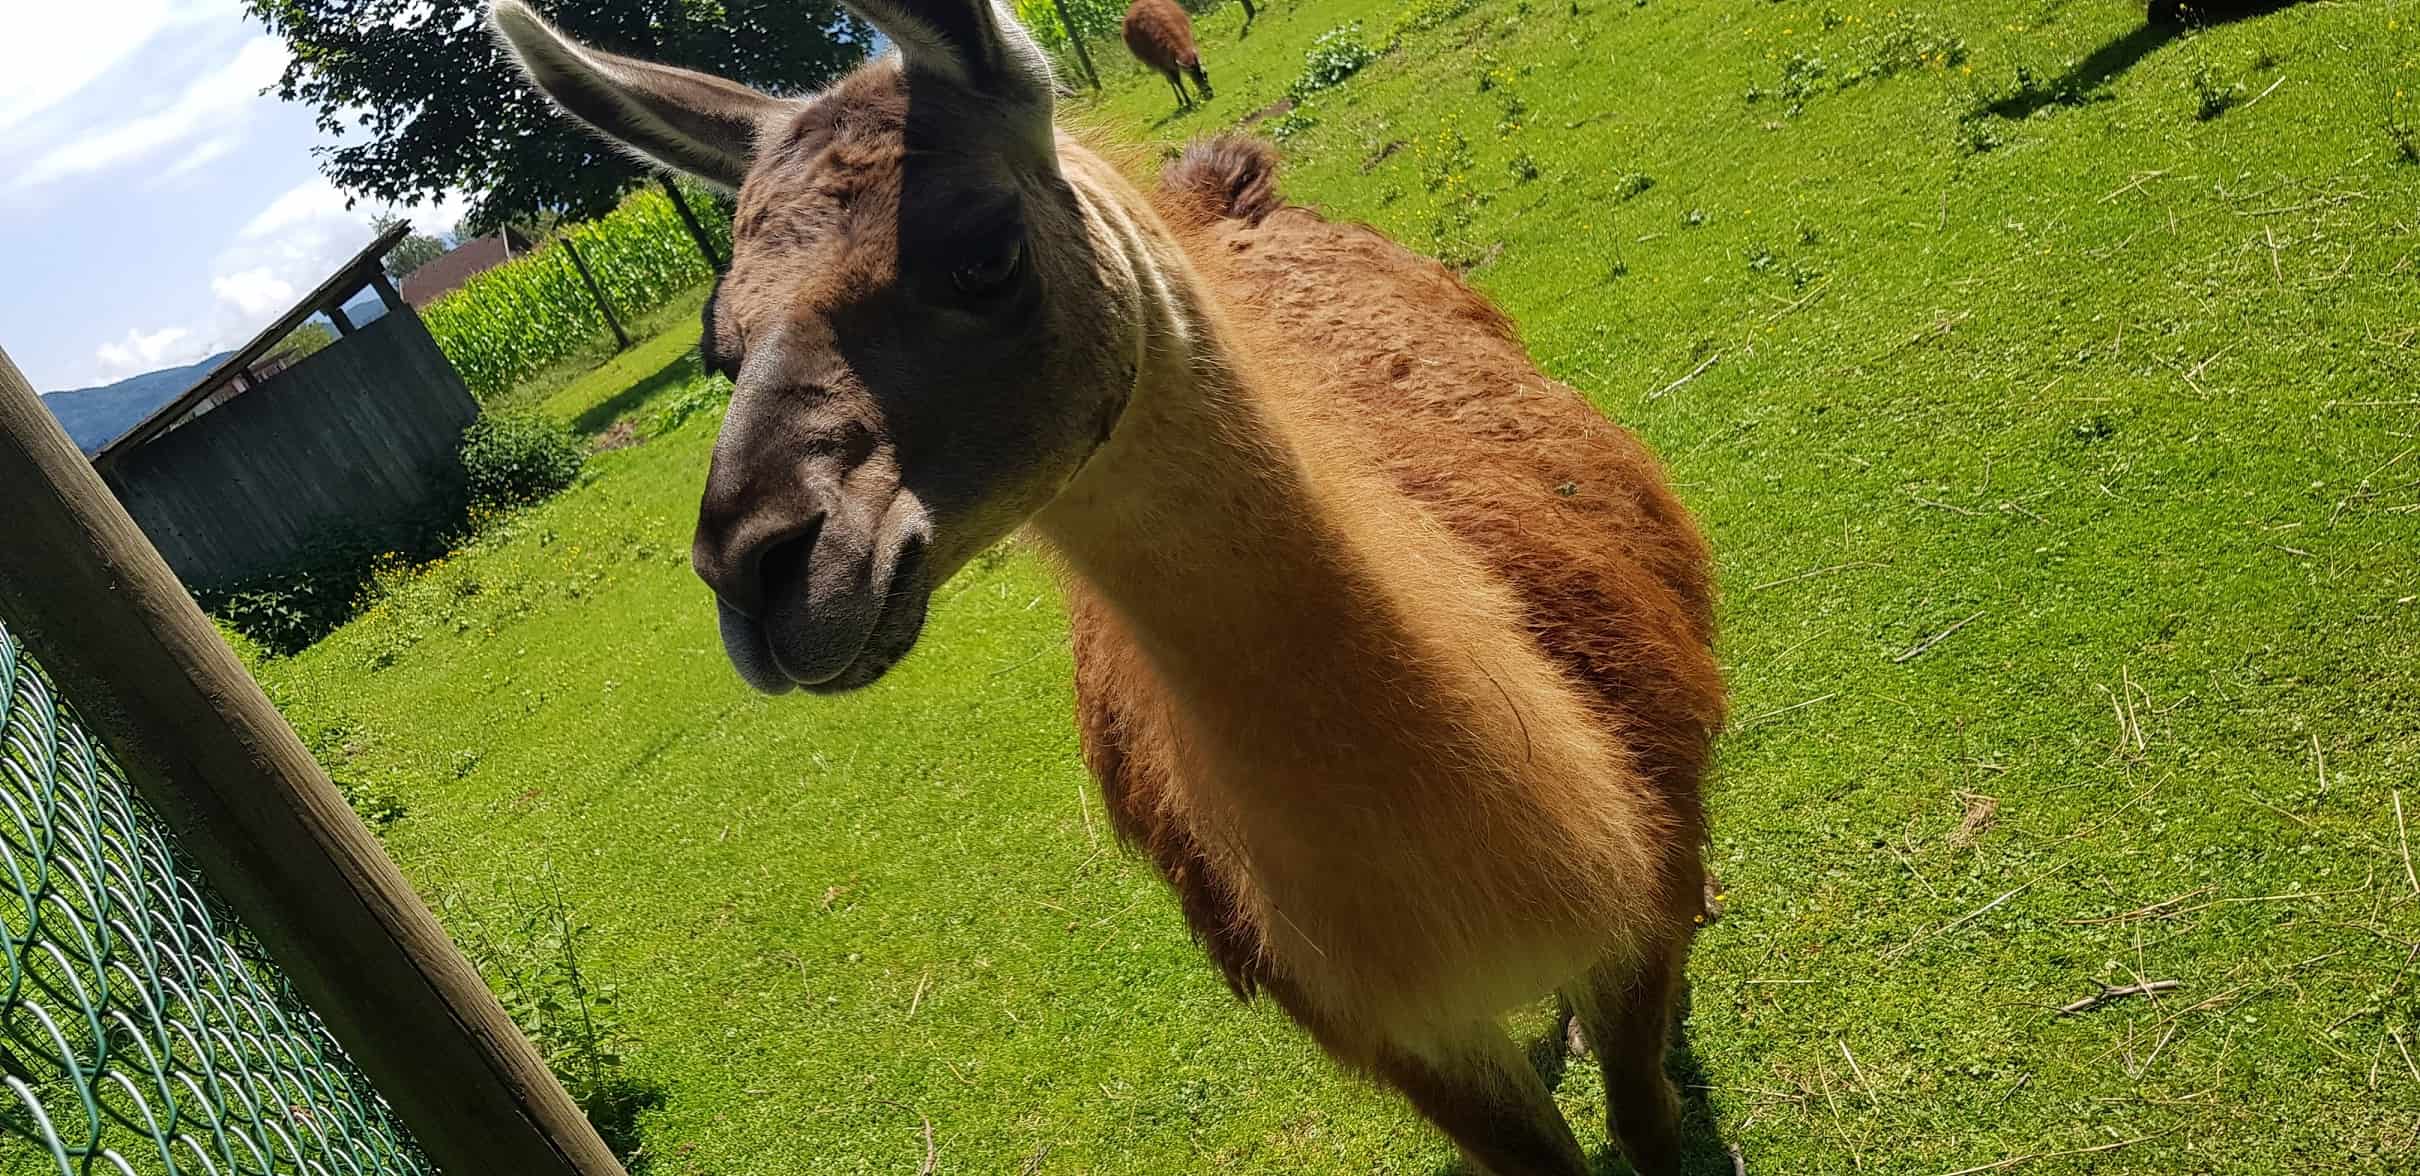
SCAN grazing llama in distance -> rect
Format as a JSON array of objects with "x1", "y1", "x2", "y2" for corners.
[
  {"x1": 1122, "y1": 0, "x2": 1213, "y2": 110},
  {"x1": 491, "y1": 0, "x2": 1723, "y2": 1171}
]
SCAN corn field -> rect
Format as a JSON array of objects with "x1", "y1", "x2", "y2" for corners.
[{"x1": 424, "y1": 184, "x2": 731, "y2": 401}]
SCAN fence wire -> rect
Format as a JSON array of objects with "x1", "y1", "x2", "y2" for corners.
[{"x1": 0, "y1": 620, "x2": 432, "y2": 1176}]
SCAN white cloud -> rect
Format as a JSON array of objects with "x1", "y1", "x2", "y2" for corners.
[
  {"x1": 0, "y1": 0, "x2": 191, "y2": 139},
  {"x1": 210, "y1": 267, "x2": 294, "y2": 317},
  {"x1": 240, "y1": 174, "x2": 353, "y2": 239},
  {"x1": 204, "y1": 176, "x2": 470, "y2": 334},
  {"x1": 155, "y1": 134, "x2": 240, "y2": 182},
  {"x1": 12, "y1": 33, "x2": 286, "y2": 191},
  {"x1": 242, "y1": 174, "x2": 469, "y2": 239},
  {"x1": 76, "y1": 174, "x2": 480, "y2": 386},
  {"x1": 398, "y1": 190, "x2": 473, "y2": 238},
  {"x1": 93, "y1": 325, "x2": 206, "y2": 380}
]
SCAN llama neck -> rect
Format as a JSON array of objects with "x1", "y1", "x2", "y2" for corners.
[
  {"x1": 1029, "y1": 152, "x2": 1677, "y2": 998},
  {"x1": 1031, "y1": 153, "x2": 1575, "y2": 777}
]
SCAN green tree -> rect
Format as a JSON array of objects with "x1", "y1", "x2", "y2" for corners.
[
  {"x1": 371, "y1": 212, "x2": 447, "y2": 281},
  {"x1": 267, "y1": 321, "x2": 336, "y2": 365},
  {"x1": 244, "y1": 0, "x2": 867, "y2": 233}
]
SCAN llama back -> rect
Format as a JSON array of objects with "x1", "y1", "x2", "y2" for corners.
[
  {"x1": 1154, "y1": 135, "x2": 1725, "y2": 823},
  {"x1": 1121, "y1": 0, "x2": 1200, "y2": 71}
]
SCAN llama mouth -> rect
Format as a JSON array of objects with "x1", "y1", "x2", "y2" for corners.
[
  {"x1": 715, "y1": 535, "x2": 931, "y2": 695},
  {"x1": 796, "y1": 572, "x2": 931, "y2": 694}
]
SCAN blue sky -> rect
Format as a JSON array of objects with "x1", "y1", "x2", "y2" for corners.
[{"x1": 1, "y1": 0, "x2": 470, "y2": 393}]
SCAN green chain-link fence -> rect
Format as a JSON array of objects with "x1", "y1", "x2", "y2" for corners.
[{"x1": 0, "y1": 618, "x2": 433, "y2": 1176}]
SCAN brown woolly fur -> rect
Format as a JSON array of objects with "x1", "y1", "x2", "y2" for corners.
[
  {"x1": 1064, "y1": 134, "x2": 1722, "y2": 1038},
  {"x1": 492, "y1": 2, "x2": 1721, "y2": 1167},
  {"x1": 1051, "y1": 137, "x2": 1722, "y2": 1171},
  {"x1": 1122, "y1": 0, "x2": 1201, "y2": 70},
  {"x1": 1157, "y1": 137, "x2": 1285, "y2": 225},
  {"x1": 1123, "y1": 0, "x2": 1213, "y2": 109}
]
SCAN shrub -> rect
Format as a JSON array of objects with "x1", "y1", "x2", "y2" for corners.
[
  {"x1": 1291, "y1": 24, "x2": 1382, "y2": 99},
  {"x1": 1955, "y1": 111, "x2": 2003, "y2": 155},
  {"x1": 460, "y1": 412, "x2": 586, "y2": 510},
  {"x1": 1268, "y1": 104, "x2": 1322, "y2": 141},
  {"x1": 646, "y1": 377, "x2": 732, "y2": 438},
  {"x1": 209, "y1": 582, "x2": 335, "y2": 656},
  {"x1": 197, "y1": 528, "x2": 452, "y2": 656},
  {"x1": 443, "y1": 875, "x2": 661, "y2": 1161},
  {"x1": 2190, "y1": 60, "x2": 2240, "y2": 121},
  {"x1": 424, "y1": 183, "x2": 729, "y2": 401}
]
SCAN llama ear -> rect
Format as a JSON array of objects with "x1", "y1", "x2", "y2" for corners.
[
  {"x1": 845, "y1": 0, "x2": 1055, "y2": 106},
  {"x1": 489, "y1": 0, "x2": 789, "y2": 189}
]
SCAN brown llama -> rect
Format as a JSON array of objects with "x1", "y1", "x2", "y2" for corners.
[
  {"x1": 1122, "y1": 0, "x2": 1212, "y2": 110},
  {"x1": 492, "y1": 1, "x2": 1724, "y2": 1171}
]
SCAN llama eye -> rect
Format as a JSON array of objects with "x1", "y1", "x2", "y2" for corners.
[{"x1": 951, "y1": 237, "x2": 1024, "y2": 296}]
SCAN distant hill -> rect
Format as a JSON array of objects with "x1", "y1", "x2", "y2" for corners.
[
  {"x1": 38, "y1": 295, "x2": 393, "y2": 455},
  {"x1": 41, "y1": 352, "x2": 234, "y2": 454},
  {"x1": 342, "y1": 292, "x2": 390, "y2": 328}
]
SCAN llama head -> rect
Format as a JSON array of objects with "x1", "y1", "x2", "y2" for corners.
[{"x1": 491, "y1": 0, "x2": 1144, "y2": 694}]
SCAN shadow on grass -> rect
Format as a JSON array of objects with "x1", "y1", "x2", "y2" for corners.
[
  {"x1": 1421, "y1": 993, "x2": 1733, "y2": 1175},
  {"x1": 1148, "y1": 95, "x2": 1222, "y2": 131},
  {"x1": 586, "y1": 1072, "x2": 670, "y2": 1172},
  {"x1": 1985, "y1": 2, "x2": 2310, "y2": 121},
  {"x1": 568, "y1": 347, "x2": 704, "y2": 437},
  {"x1": 1654, "y1": 1025, "x2": 1736, "y2": 1176}
]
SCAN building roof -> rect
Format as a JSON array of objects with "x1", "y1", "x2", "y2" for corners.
[
  {"x1": 399, "y1": 230, "x2": 531, "y2": 308},
  {"x1": 93, "y1": 223, "x2": 411, "y2": 470}
]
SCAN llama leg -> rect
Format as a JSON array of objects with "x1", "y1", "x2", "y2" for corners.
[
  {"x1": 1166, "y1": 71, "x2": 1188, "y2": 109},
  {"x1": 1567, "y1": 939, "x2": 1690, "y2": 1175},
  {"x1": 1372, "y1": 1024, "x2": 1590, "y2": 1176}
]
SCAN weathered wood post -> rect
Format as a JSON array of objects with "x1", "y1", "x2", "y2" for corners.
[
  {"x1": 560, "y1": 235, "x2": 630, "y2": 350},
  {"x1": 371, "y1": 268, "x2": 410, "y2": 314},
  {"x1": 1051, "y1": 0, "x2": 1103, "y2": 90},
  {"x1": 659, "y1": 175, "x2": 724, "y2": 270},
  {"x1": 0, "y1": 344, "x2": 627, "y2": 1176}
]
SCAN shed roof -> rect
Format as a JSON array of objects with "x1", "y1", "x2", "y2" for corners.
[{"x1": 94, "y1": 222, "x2": 410, "y2": 470}]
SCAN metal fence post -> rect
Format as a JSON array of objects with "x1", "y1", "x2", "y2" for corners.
[{"x1": 0, "y1": 344, "x2": 626, "y2": 1176}]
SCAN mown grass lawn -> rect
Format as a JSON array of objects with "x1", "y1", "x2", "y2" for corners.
[{"x1": 252, "y1": 0, "x2": 2420, "y2": 1171}]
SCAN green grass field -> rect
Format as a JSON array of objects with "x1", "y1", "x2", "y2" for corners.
[{"x1": 251, "y1": 0, "x2": 2420, "y2": 1171}]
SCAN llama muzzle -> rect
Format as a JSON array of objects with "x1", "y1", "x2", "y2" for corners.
[
  {"x1": 692, "y1": 395, "x2": 935, "y2": 693},
  {"x1": 703, "y1": 496, "x2": 932, "y2": 694}
]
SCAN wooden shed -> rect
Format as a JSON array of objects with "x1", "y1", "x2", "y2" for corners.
[{"x1": 93, "y1": 224, "x2": 479, "y2": 587}]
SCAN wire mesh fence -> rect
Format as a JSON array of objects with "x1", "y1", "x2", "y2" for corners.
[{"x1": 0, "y1": 618, "x2": 432, "y2": 1176}]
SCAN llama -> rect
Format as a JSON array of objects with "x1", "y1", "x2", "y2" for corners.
[
  {"x1": 491, "y1": 1, "x2": 1724, "y2": 1171},
  {"x1": 1122, "y1": 0, "x2": 1213, "y2": 110}
]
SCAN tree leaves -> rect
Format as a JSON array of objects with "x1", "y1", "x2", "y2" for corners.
[{"x1": 243, "y1": 0, "x2": 869, "y2": 228}]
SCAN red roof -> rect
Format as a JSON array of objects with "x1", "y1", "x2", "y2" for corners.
[{"x1": 399, "y1": 231, "x2": 531, "y2": 308}]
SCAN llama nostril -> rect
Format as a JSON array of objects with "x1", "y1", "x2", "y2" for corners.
[
  {"x1": 754, "y1": 531, "x2": 815, "y2": 617},
  {"x1": 695, "y1": 511, "x2": 822, "y2": 620}
]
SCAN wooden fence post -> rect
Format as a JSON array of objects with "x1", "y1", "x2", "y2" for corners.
[
  {"x1": 560, "y1": 236, "x2": 629, "y2": 350},
  {"x1": 1051, "y1": 0, "x2": 1102, "y2": 91},
  {"x1": 659, "y1": 175, "x2": 724, "y2": 270},
  {"x1": 0, "y1": 345, "x2": 627, "y2": 1176}
]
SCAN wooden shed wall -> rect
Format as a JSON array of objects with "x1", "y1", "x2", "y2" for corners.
[{"x1": 104, "y1": 311, "x2": 477, "y2": 586}]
